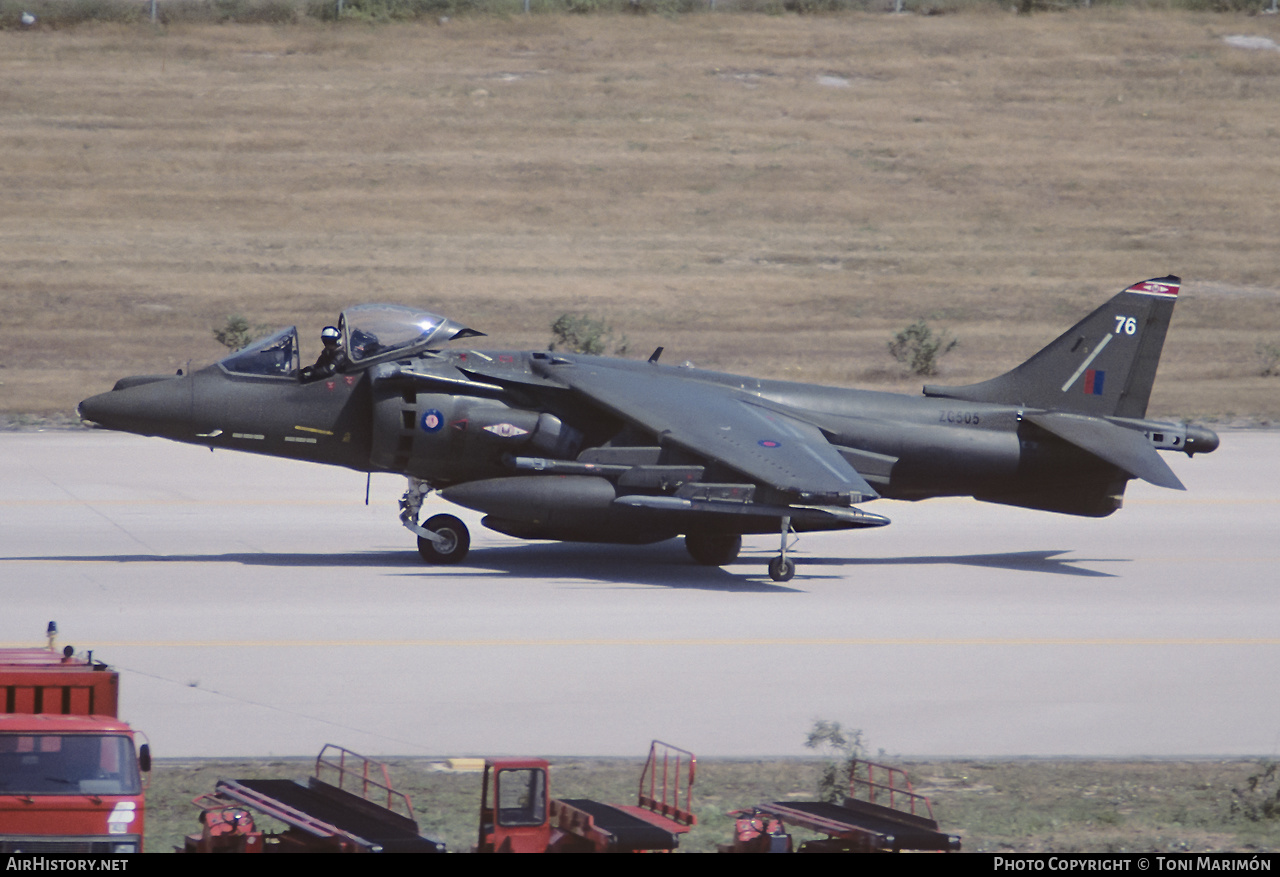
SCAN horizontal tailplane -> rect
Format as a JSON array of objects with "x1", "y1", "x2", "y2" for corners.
[{"x1": 1023, "y1": 412, "x2": 1185, "y2": 490}]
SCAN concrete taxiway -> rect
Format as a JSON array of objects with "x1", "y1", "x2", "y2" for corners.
[{"x1": 2, "y1": 430, "x2": 1278, "y2": 758}]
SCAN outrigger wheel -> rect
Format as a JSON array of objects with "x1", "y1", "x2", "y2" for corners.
[
  {"x1": 417, "y1": 514, "x2": 470, "y2": 564},
  {"x1": 768, "y1": 513, "x2": 796, "y2": 582},
  {"x1": 768, "y1": 556, "x2": 796, "y2": 582}
]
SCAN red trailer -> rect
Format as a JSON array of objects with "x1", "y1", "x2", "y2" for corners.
[
  {"x1": 721, "y1": 759, "x2": 960, "y2": 853},
  {"x1": 184, "y1": 744, "x2": 444, "y2": 853}
]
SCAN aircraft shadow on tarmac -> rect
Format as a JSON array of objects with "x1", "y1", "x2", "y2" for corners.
[
  {"x1": 16, "y1": 545, "x2": 1120, "y2": 589},
  {"x1": 12, "y1": 544, "x2": 798, "y2": 593},
  {"x1": 804, "y1": 549, "x2": 1122, "y2": 579}
]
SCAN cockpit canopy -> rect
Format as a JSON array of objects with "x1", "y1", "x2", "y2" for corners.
[
  {"x1": 218, "y1": 326, "x2": 300, "y2": 378},
  {"x1": 341, "y1": 304, "x2": 484, "y2": 366},
  {"x1": 215, "y1": 306, "x2": 483, "y2": 378}
]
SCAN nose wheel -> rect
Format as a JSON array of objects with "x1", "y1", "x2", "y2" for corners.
[
  {"x1": 768, "y1": 515, "x2": 797, "y2": 582},
  {"x1": 400, "y1": 477, "x2": 471, "y2": 564},
  {"x1": 416, "y1": 514, "x2": 470, "y2": 564},
  {"x1": 768, "y1": 555, "x2": 795, "y2": 582}
]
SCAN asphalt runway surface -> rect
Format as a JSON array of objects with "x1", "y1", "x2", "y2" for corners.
[{"x1": 2, "y1": 430, "x2": 1278, "y2": 759}]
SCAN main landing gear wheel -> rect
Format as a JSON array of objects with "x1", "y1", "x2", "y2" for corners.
[
  {"x1": 417, "y1": 514, "x2": 470, "y2": 564},
  {"x1": 685, "y1": 533, "x2": 743, "y2": 567},
  {"x1": 768, "y1": 556, "x2": 796, "y2": 582}
]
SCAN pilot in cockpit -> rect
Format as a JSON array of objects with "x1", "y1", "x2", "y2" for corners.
[{"x1": 304, "y1": 325, "x2": 347, "y2": 381}]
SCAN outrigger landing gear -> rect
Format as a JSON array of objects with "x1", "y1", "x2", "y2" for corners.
[
  {"x1": 399, "y1": 477, "x2": 471, "y2": 564},
  {"x1": 768, "y1": 515, "x2": 796, "y2": 582}
]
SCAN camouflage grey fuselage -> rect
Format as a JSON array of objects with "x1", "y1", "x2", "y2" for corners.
[{"x1": 79, "y1": 278, "x2": 1218, "y2": 579}]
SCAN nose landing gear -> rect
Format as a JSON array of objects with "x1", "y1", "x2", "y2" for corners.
[{"x1": 400, "y1": 477, "x2": 471, "y2": 564}]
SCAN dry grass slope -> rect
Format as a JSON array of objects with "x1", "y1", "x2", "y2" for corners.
[{"x1": 1, "y1": 11, "x2": 1278, "y2": 419}]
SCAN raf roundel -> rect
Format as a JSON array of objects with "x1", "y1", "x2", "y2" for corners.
[
  {"x1": 421, "y1": 409, "x2": 444, "y2": 433},
  {"x1": 758, "y1": 439, "x2": 781, "y2": 449}
]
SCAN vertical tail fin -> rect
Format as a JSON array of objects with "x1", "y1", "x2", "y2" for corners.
[{"x1": 923, "y1": 276, "x2": 1180, "y2": 418}]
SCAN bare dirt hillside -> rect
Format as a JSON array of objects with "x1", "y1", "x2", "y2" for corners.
[{"x1": 2, "y1": 11, "x2": 1278, "y2": 419}]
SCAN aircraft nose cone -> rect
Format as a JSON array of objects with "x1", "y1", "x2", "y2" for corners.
[
  {"x1": 78, "y1": 375, "x2": 190, "y2": 436},
  {"x1": 77, "y1": 391, "x2": 114, "y2": 428},
  {"x1": 1184, "y1": 424, "x2": 1219, "y2": 456}
]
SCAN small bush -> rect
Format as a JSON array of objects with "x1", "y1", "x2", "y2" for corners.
[
  {"x1": 628, "y1": 0, "x2": 707, "y2": 13},
  {"x1": 888, "y1": 319, "x2": 958, "y2": 377},
  {"x1": 328, "y1": 0, "x2": 455, "y2": 21},
  {"x1": 1257, "y1": 341, "x2": 1280, "y2": 377},
  {"x1": 805, "y1": 719, "x2": 865, "y2": 803},
  {"x1": 213, "y1": 314, "x2": 274, "y2": 352},
  {"x1": 1231, "y1": 761, "x2": 1280, "y2": 822},
  {"x1": 210, "y1": 0, "x2": 300, "y2": 22},
  {"x1": 783, "y1": 0, "x2": 858, "y2": 11},
  {"x1": 549, "y1": 313, "x2": 627, "y2": 356}
]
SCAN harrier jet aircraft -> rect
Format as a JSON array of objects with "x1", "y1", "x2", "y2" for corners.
[{"x1": 79, "y1": 276, "x2": 1218, "y2": 581}]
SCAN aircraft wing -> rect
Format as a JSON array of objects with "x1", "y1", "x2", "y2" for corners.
[{"x1": 546, "y1": 363, "x2": 878, "y2": 504}]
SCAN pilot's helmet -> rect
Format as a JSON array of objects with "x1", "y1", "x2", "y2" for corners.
[{"x1": 321, "y1": 326, "x2": 341, "y2": 345}]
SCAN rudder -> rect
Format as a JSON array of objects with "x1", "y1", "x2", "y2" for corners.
[{"x1": 923, "y1": 276, "x2": 1180, "y2": 419}]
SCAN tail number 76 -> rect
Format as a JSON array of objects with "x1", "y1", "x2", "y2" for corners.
[{"x1": 1114, "y1": 316, "x2": 1138, "y2": 336}]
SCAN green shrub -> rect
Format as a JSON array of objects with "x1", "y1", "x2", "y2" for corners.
[
  {"x1": 549, "y1": 313, "x2": 627, "y2": 356},
  {"x1": 213, "y1": 314, "x2": 275, "y2": 352},
  {"x1": 307, "y1": 0, "x2": 456, "y2": 21},
  {"x1": 888, "y1": 319, "x2": 958, "y2": 377},
  {"x1": 805, "y1": 720, "x2": 865, "y2": 803},
  {"x1": 783, "y1": 0, "x2": 858, "y2": 11},
  {"x1": 210, "y1": 0, "x2": 300, "y2": 22},
  {"x1": 1231, "y1": 761, "x2": 1280, "y2": 821},
  {"x1": 628, "y1": 0, "x2": 709, "y2": 13},
  {"x1": 1258, "y1": 341, "x2": 1280, "y2": 378}
]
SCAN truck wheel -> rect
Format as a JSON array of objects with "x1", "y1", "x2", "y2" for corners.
[
  {"x1": 685, "y1": 533, "x2": 742, "y2": 566},
  {"x1": 767, "y1": 556, "x2": 795, "y2": 582},
  {"x1": 418, "y1": 514, "x2": 470, "y2": 564}
]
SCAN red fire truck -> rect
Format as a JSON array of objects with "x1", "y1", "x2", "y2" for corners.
[{"x1": 0, "y1": 623, "x2": 150, "y2": 853}]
